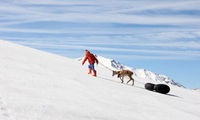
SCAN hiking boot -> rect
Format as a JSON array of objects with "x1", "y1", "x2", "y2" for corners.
[
  {"x1": 93, "y1": 70, "x2": 97, "y2": 77},
  {"x1": 88, "y1": 68, "x2": 92, "y2": 74}
]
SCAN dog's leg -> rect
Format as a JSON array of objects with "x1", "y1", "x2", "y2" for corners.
[
  {"x1": 131, "y1": 78, "x2": 134, "y2": 86},
  {"x1": 132, "y1": 79, "x2": 134, "y2": 86},
  {"x1": 127, "y1": 79, "x2": 132, "y2": 84},
  {"x1": 128, "y1": 75, "x2": 134, "y2": 86},
  {"x1": 120, "y1": 76, "x2": 124, "y2": 83}
]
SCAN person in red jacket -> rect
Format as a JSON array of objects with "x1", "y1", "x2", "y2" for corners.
[{"x1": 82, "y1": 50, "x2": 98, "y2": 77}]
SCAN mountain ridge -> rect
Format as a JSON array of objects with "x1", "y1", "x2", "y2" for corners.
[{"x1": 95, "y1": 55, "x2": 185, "y2": 88}]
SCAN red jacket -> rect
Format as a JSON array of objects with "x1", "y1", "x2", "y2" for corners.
[{"x1": 82, "y1": 53, "x2": 98, "y2": 65}]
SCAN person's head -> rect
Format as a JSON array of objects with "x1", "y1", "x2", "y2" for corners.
[{"x1": 85, "y1": 49, "x2": 90, "y2": 54}]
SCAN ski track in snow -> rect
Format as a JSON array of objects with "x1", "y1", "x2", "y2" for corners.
[{"x1": 0, "y1": 97, "x2": 15, "y2": 120}]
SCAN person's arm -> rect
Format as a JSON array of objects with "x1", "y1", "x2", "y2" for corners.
[
  {"x1": 82, "y1": 56, "x2": 88, "y2": 65},
  {"x1": 95, "y1": 57, "x2": 98, "y2": 64}
]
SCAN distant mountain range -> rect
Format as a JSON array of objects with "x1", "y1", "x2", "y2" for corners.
[
  {"x1": 95, "y1": 55, "x2": 185, "y2": 88},
  {"x1": 194, "y1": 88, "x2": 200, "y2": 92}
]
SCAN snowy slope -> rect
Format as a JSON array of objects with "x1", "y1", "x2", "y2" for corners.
[
  {"x1": 0, "y1": 40, "x2": 200, "y2": 120},
  {"x1": 96, "y1": 55, "x2": 184, "y2": 88},
  {"x1": 194, "y1": 88, "x2": 200, "y2": 93}
]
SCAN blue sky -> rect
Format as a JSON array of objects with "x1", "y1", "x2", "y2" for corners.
[{"x1": 0, "y1": 0, "x2": 200, "y2": 89}]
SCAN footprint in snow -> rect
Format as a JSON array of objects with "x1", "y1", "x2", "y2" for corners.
[{"x1": 0, "y1": 97, "x2": 15, "y2": 120}]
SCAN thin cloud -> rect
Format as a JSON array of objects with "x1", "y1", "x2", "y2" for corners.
[
  {"x1": 107, "y1": 1, "x2": 200, "y2": 14},
  {"x1": 0, "y1": 0, "x2": 200, "y2": 60},
  {"x1": 0, "y1": 1, "x2": 200, "y2": 26},
  {"x1": 103, "y1": 54, "x2": 198, "y2": 60},
  {"x1": 16, "y1": 42, "x2": 200, "y2": 57}
]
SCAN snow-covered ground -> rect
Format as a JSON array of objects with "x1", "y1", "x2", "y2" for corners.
[{"x1": 0, "y1": 40, "x2": 200, "y2": 120}]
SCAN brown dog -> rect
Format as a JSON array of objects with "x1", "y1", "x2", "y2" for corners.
[{"x1": 112, "y1": 70, "x2": 134, "y2": 86}]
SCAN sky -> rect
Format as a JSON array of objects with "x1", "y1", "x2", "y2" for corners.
[{"x1": 0, "y1": 0, "x2": 200, "y2": 89}]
